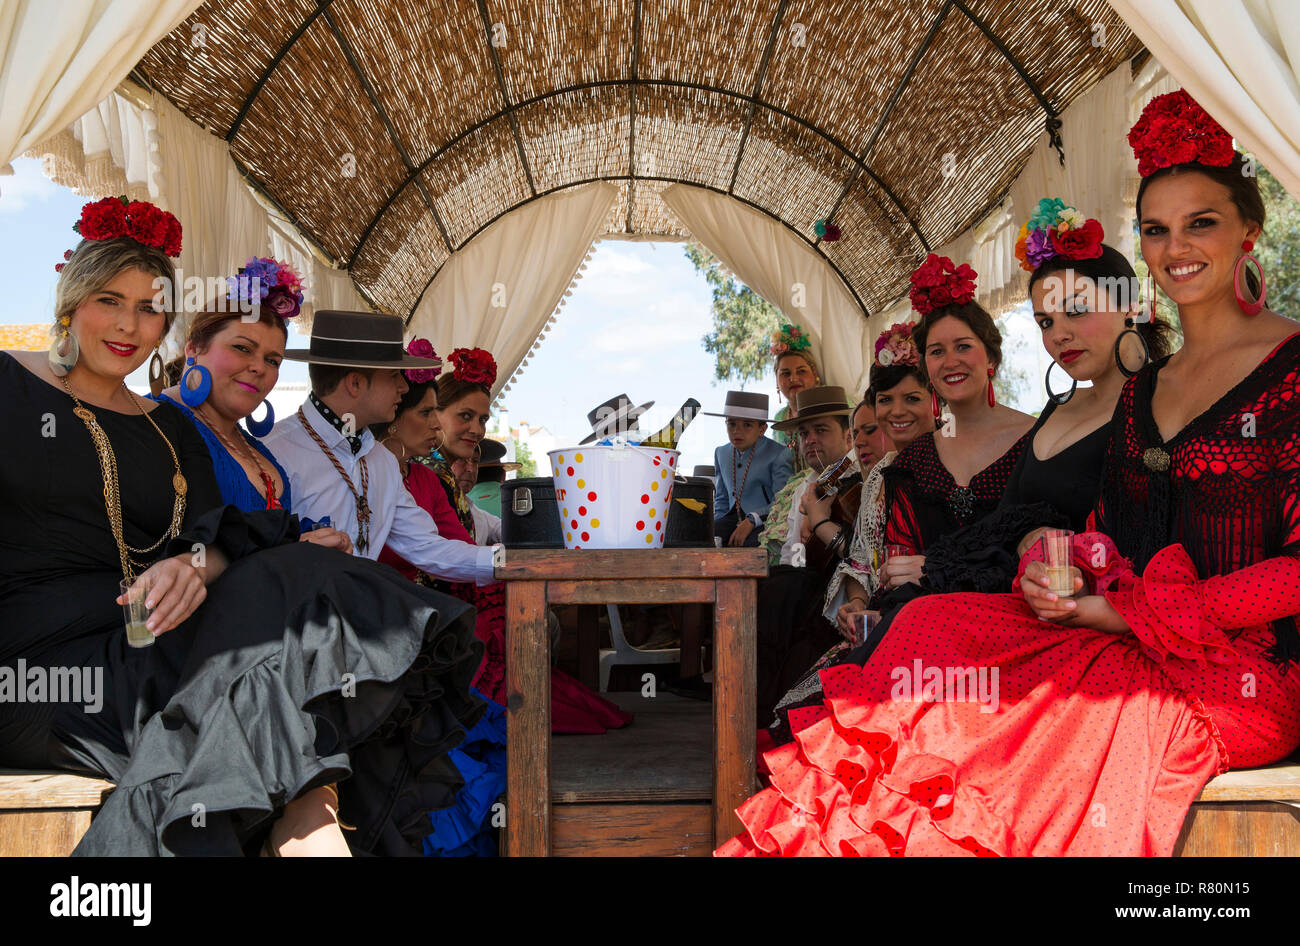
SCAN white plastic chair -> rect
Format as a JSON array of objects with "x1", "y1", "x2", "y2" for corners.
[{"x1": 599, "y1": 604, "x2": 681, "y2": 691}]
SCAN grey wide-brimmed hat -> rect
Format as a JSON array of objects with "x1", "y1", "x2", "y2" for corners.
[
  {"x1": 580, "y1": 393, "x2": 654, "y2": 444},
  {"x1": 283, "y1": 310, "x2": 443, "y2": 369},
  {"x1": 475, "y1": 438, "x2": 522, "y2": 472},
  {"x1": 701, "y1": 390, "x2": 774, "y2": 423},
  {"x1": 771, "y1": 385, "x2": 852, "y2": 431}
]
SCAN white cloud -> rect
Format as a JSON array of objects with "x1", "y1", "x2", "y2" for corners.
[{"x1": 0, "y1": 158, "x2": 60, "y2": 215}]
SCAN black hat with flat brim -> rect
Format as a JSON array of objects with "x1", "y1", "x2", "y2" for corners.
[
  {"x1": 283, "y1": 310, "x2": 443, "y2": 369},
  {"x1": 771, "y1": 385, "x2": 852, "y2": 432},
  {"x1": 475, "y1": 438, "x2": 522, "y2": 472}
]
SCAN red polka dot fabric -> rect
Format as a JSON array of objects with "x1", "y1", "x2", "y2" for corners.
[{"x1": 718, "y1": 335, "x2": 1300, "y2": 858}]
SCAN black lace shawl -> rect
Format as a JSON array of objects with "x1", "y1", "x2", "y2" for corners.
[{"x1": 1095, "y1": 333, "x2": 1300, "y2": 665}]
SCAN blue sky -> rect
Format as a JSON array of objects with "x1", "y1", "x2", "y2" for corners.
[{"x1": 0, "y1": 156, "x2": 1047, "y2": 473}]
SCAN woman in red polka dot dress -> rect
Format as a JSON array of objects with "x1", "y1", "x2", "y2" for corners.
[{"x1": 718, "y1": 91, "x2": 1300, "y2": 857}]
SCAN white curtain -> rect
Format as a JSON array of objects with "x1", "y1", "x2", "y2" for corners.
[
  {"x1": 0, "y1": 0, "x2": 202, "y2": 167},
  {"x1": 408, "y1": 181, "x2": 618, "y2": 400},
  {"x1": 935, "y1": 65, "x2": 1137, "y2": 316},
  {"x1": 24, "y1": 87, "x2": 161, "y2": 200},
  {"x1": 660, "y1": 183, "x2": 873, "y2": 395},
  {"x1": 1109, "y1": 0, "x2": 1300, "y2": 200}
]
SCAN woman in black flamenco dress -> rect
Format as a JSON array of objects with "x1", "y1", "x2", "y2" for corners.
[{"x1": 0, "y1": 222, "x2": 483, "y2": 856}]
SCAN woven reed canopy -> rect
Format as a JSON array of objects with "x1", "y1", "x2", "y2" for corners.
[{"x1": 132, "y1": 0, "x2": 1142, "y2": 320}]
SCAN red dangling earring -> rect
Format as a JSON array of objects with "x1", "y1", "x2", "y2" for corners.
[
  {"x1": 1234, "y1": 239, "x2": 1266, "y2": 315},
  {"x1": 986, "y1": 366, "x2": 996, "y2": 408},
  {"x1": 931, "y1": 389, "x2": 943, "y2": 422}
]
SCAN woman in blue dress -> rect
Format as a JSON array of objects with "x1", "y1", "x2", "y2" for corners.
[{"x1": 151, "y1": 257, "x2": 351, "y2": 553}]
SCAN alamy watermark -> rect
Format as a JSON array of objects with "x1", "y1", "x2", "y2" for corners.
[
  {"x1": 890, "y1": 659, "x2": 999, "y2": 713},
  {"x1": 0, "y1": 660, "x2": 103, "y2": 713}
]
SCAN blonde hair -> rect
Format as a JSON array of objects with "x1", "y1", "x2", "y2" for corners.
[
  {"x1": 54, "y1": 237, "x2": 177, "y2": 336},
  {"x1": 773, "y1": 349, "x2": 820, "y2": 382}
]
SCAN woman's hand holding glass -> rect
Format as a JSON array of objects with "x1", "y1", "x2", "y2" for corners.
[{"x1": 115, "y1": 554, "x2": 207, "y2": 636}]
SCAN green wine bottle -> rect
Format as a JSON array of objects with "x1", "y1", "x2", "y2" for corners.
[{"x1": 639, "y1": 398, "x2": 701, "y2": 449}]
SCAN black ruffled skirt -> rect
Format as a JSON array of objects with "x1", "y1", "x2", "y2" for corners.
[{"x1": 11, "y1": 508, "x2": 485, "y2": 856}]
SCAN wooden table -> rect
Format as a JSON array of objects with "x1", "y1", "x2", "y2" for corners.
[{"x1": 495, "y1": 547, "x2": 767, "y2": 856}]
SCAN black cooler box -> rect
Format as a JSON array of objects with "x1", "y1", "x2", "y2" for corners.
[{"x1": 501, "y1": 476, "x2": 563, "y2": 548}]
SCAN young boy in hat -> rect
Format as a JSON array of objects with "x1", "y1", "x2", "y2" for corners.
[
  {"x1": 705, "y1": 391, "x2": 794, "y2": 547},
  {"x1": 264, "y1": 310, "x2": 497, "y2": 583}
]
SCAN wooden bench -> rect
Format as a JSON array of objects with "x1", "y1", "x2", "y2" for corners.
[
  {"x1": 1, "y1": 749, "x2": 1296, "y2": 858},
  {"x1": 0, "y1": 769, "x2": 114, "y2": 857},
  {"x1": 1175, "y1": 758, "x2": 1300, "y2": 856}
]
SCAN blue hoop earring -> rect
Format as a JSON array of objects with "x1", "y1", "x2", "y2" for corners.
[
  {"x1": 180, "y1": 357, "x2": 212, "y2": 408},
  {"x1": 244, "y1": 399, "x2": 275, "y2": 438}
]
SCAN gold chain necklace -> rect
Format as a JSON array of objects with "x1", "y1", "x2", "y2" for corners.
[{"x1": 61, "y1": 377, "x2": 188, "y2": 581}]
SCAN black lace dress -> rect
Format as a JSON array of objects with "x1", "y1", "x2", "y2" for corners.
[{"x1": 0, "y1": 353, "x2": 483, "y2": 855}]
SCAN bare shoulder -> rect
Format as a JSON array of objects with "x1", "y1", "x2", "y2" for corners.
[{"x1": 1000, "y1": 407, "x2": 1037, "y2": 440}]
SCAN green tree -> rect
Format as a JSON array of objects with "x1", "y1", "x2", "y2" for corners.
[
  {"x1": 1253, "y1": 165, "x2": 1300, "y2": 321},
  {"x1": 685, "y1": 243, "x2": 784, "y2": 384},
  {"x1": 514, "y1": 441, "x2": 537, "y2": 478}
]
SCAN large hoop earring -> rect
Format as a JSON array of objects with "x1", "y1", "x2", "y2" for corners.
[
  {"x1": 1234, "y1": 246, "x2": 1266, "y2": 315},
  {"x1": 1044, "y1": 360, "x2": 1077, "y2": 405},
  {"x1": 931, "y1": 389, "x2": 943, "y2": 423},
  {"x1": 382, "y1": 436, "x2": 407, "y2": 461},
  {"x1": 180, "y1": 357, "x2": 212, "y2": 407},
  {"x1": 244, "y1": 399, "x2": 276, "y2": 438},
  {"x1": 1114, "y1": 318, "x2": 1151, "y2": 379},
  {"x1": 1136, "y1": 274, "x2": 1156, "y2": 324},
  {"x1": 147, "y1": 346, "x2": 166, "y2": 396},
  {"x1": 430, "y1": 429, "x2": 445, "y2": 455},
  {"x1": 48, "y1": 322, "x2": 79, "y2": 377}
]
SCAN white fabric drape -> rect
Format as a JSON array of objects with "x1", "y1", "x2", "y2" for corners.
[
  {"x1": 1109, "y1": 0, "x2": 1300, "y2": 199},
  {"x1": 408, "y1": 181, "x2": 618, "y2": 400},
  {"x1": 660, "y1": 183, "x2": 873, "y2": 394},
  {"x1": 934, "y1": 65, "x2": 1136, "y2": 316},
  {"x1": 0, "y1": 0, "x2": 201, "y2": 166},
  {"x1": 24, "y1": 88, "x2": 161, "y2": 200}
]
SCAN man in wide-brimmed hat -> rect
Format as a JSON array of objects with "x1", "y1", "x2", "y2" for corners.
[
  {"x1": 754, "y1": 385, "x2": 857, "y2": 724},
  {"x1": 264, "y1": 310, "x2": 496, "y2": 583},
  {"x1": 703, "y1": 391, "x2": 793, "y2": 547},
  {"x1": 451, "y1": 438, "x2": 519, "y2": 542}
]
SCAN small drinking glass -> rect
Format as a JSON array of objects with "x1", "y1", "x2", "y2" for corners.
[
  {"x1": 853, "y1": 610, "x2": 879, "y2": 646},
  {"x1": 1039, "y1": 529, "x2": 1076, "y2": 597},
  {"x1": 120, "y1": 575, "x2": 157, "y2": 649}
]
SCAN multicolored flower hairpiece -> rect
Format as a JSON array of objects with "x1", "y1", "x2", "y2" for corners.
[
  {"x1": 404, "y1": 338, "x2": 441, "y2": 384},
  {"x1": 449, "y1": 347, "x2": 497, "y2": 387},
  {"x1": 56, "y1": 196, "x2": 182, "y2": 271},
  {"x1": 769, "y1": 323, "x2": 812, "y2": 357},
  {"x1": 874, "y1": 321, "x2": 919, "y2": 367},
  {"x1": 1128, "y1": 90, "x2": 1234, "y2": 178},
  {"x1": 226, "y1": 256, "x2": 305, "y2": 319},
  {"x1": 908, "y1": 254, "x2": 977, "y2": 316},
  {"x1": 1014, "y1": 198, "x2": 1105, "y2": 273}
]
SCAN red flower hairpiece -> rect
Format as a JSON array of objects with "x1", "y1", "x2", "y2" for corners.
[
  {"x1": 449, "y1": 347, "x2": 497, "y2": 388},
  {"x1": 403, "y1": 338, "x2": 441, "y2": 384},
  {"x1": 909, "y1": 254, "x2": 977, "y2": 316},
  {"x1": 1128, "y1": 90, "x2": 1235, "y2": 178},
  {"x1": 71, "y1": 196, "x2": 182, "y2": 256}
]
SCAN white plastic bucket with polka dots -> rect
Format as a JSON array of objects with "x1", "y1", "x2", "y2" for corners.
[{"x1": 548, "y1": 444, "x2": 680, "y2": 549}]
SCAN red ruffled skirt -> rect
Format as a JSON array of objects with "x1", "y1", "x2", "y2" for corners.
[
  {"x1": 457, "y1": 582, "x2": 633, "y2": 735},
  {"x1": 719, "y1": 583, "x2": 1300, "y2": 856}
]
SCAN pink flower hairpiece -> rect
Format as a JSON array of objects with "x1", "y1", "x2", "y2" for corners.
[
  {"x1": 874, "y1": 321, "x2": 919, "y2": 367},
  {"x1": 404, "y1": 338, "x2": 441, "y2": 384}
]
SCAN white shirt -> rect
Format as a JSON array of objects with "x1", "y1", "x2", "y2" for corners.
[
  {"x1": 779, "y1": 477, "x2": 812, "y2": 567},
  {"x1": 469, "y1": 504, "x2": 503, "y2": 546},
  {"x1": 264, "y1": 398, "x2": 497, "y2": 585}
]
